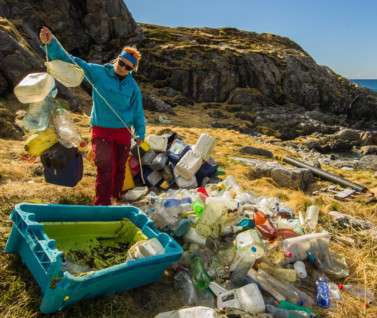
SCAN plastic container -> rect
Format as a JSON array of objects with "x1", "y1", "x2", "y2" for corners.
[
  {"x1": 176, "y1": 175, "x2": 198, "y2": 189},
  {"x1": 127, "y1": 237, "x2": 165, "y2": 260},
  {"x1": 142, "y1": 150, "x2": 158, "y2": 166},
  {"x1": 24, "y1": 127, "x2": 58, "y2": 156},
  {"x1": 41, "y1": 143, "x2": 83, "y2": 187},
  {"x1": 217, "y1": 283, "x2": 265, "y2": 313},
  {"x1": 282, "y1": 232, "x2": 331, "y2": 263},
  {"x1": 235, "y1": 229, "x2": 264, "y2": 256},
  {"x1": 167, "y1": 139, "x2": 191, "y2": 165},
  {"x1": 5, "y1": 203, "x2": 182, "y2": 313},
  {"x1": 146, "y1": 134, "x2": 168, "y2": 152},
  {"x1": 305, "y1": 205, "x2": 320, "y2": 231},
  {"x1": 53, "y1": 108, "x2": 82, "y2": 148},
  {"x1": 316, "y1": 275, "x2": 331, "y2": 308},
  {"x1": 192, "y1": 134, "x2": 216, "y2": 161},
  {"x1": 196, "y1": 197, "x2": 228, "y2": 238},
  {"x1": 143, "y1": 167, "x2": 163, "y2": 187},
  {"x1": 155, "y1": 306, "x2": 217, "y2": 318},
  {"x1": 293, "y1": 261, "x2": 307, "y2": 279},
  {"x1": 183, "y1": 228, "x2": 207, "y2": 246},
  {"x1": 14, "y1": 72, "x2": 55, "y2": 104},
  {"x1": 45, "y1": 60, "x2": 84, "y2": 87},
  {"x1": 258, "y1": 262, "x2": 297, "y2": 283},
  {"x1": 151, "y1": 153, "x2": 168, "y2": 171},
  {"x1": 23, "y1": 91, "x2": 56, "y2": 132},
  {"x1": 191, "y1": 255, "x2": 211, "y2": 290},
  {"x1": 195, "y1": 158, "x2": 218, "y2": 185},
  {"x1": 174, "y1": 150, "x2": 203, "y2": 180}
]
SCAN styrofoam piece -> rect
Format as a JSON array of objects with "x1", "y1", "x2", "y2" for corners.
[
  {"x1": 14, "y1": 72, "x2": 55, "y2": 104},
  {"x1": 192, "y1": 134, "x2": 216, "y2": 161},
  {"x1": 174, "y1": 150, "x2": 203, "y2": 180}
]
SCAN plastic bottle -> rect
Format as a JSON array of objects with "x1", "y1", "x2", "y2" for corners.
[
  {"x1": 23, "y1": 91, "x2": 56, "y2": 132},
  {"x1": 192, "y1": 200, "x2": 205, "y2": 217},
  {"x1": 230, "y1": 246, "x2": 257, "y2": 286},
  {"x1": 329, "y1": 282, "x2": 342, "y2": 302},
  {"x1": 258, "y1": 262, "x2": 297, "y2": 283},
  {"x1": 256, "y1": 218, "x2": 278, "y2": 240},
  {"x1": 235, "y1": 229, "x2": 265, "y2": 256},
  {"x1": 305, "y1": 205, "x2": 320, "y2": 231},
  {"x1": 266, "y1": 305, "x2": 310, "y2": 318},
  {"x1": 53, "y1": 107, "x2": 83, "y2": 148},
  {"x1": 282, "y1": 232, "x2": 331, "y2": 263},
  {"x1": 191, "y1": 255, "x2": 211, "y2": 290},
  {"x1": 183, "y1": 228, "x2": 207, "y2": 246},
  {"x1": 293, "y1": 261, "x2": 307, "y2": 279},
  {"x1": 277, "y1": 300, "x2": 314, "y2": 315},
  {"x1": 338, "y1": 284, "x2": 375, "y2": 304},
  {"x1": 315, "y1": 275, "x2": 331, "y2": 308},
  {"x1": 174, "y1": 270, "x2": 198, "y2": 305},
  {"x1": 255, "y1": 269, "x2": 314, "y2": 306}
]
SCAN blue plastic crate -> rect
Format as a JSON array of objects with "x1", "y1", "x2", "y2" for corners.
[{"x1": 5, "y1": 203, "x2": 183, "y2": 313}]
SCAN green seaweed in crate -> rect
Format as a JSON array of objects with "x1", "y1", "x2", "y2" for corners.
[{"x1": 43, "y1": 218, "x2": 148, "y2": 274}]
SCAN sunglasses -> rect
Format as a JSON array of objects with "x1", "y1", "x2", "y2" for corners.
[{"x1": 118, "y1": 58, "x2": 134, "y2": 71}]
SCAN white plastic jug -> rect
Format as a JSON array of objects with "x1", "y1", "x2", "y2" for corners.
[
  {"x1": 146, "y1": 135, "x2": 168, "y2": 152},
  {"x1": 14, "y1": 72, "x2": 55, "y2": 104},
  {"x1": 45, "y1": 60, "x2": 84, "y2": 87},
  {"x1": 154, "y1": 306, "x2": 217, "y2": 318},
  {"x1": 217, "y1": 283, "x2": 265, "y2": 313},
  {"x1": 127, "y1": 238, "x2": 164, "y2": 260},
  {"x1": 174, "y1": 150, "x2": 203, "y2": 180},
  {"x1": 192, "y1": 133, "x2": 216, "y2": 161}
]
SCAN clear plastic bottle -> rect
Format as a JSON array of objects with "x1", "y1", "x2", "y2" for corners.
[
  {"x1": 258, "y1": 262, "x2": 297, "y2": 283},
  {"x1": 305, "y1": 205, "x2": 320, "y2": 231},
  {"x1": 338, "y1": 284, "x2": 375, "y2": 304},
  {"x1": 174, "y1": 270, "x2": 198, "y2": 305},
  {"x1": 23, "y1": 91, "x2": 56, "y2": 132},
  {"x1": 266, "y1": 305, "x2": 310, "y2": 318},
  {"x1": 53, "y1": 107, "x2": 82, "y2": 148}
]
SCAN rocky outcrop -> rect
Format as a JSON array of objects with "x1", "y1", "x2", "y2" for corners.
[
  {"x1": 0, "y1": 0, "x2": 143, "y2": 106},
  {"x1": 138, "y1": 24, "x2": 377, "y2": 129}
]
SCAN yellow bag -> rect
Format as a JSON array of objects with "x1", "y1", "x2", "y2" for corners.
[
  {"x1": 122, "y1": 157, "x2": 135, "y2": 191},
  {"x1": 24, "y1": 128, "x2": 58, "y2": 156}
]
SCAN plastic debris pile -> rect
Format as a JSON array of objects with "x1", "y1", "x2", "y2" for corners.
[
  {"x1": 122, "y1": 132, "x2": 220, "y2": 195},
  {"x1": 136, "y1": 135, "x2": 374, "y2": 318}
]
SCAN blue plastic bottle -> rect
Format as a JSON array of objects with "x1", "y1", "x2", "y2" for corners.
[{"x1": 316, "y1": 275, "x2": 331, "y2": 308}]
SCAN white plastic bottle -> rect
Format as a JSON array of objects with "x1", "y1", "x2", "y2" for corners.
[
  {"x1": 293, "y1": 261, "x2": 307, "y2": 279},
  {"x1": 305, "y1": 205, "x2": 320, "y2": 231}
]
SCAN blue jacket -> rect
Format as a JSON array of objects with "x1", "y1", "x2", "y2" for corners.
[{"x1": 45, "y1": 38, "x2": 146, "y2": 140}]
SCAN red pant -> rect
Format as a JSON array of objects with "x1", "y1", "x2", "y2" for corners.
[{"x1": 92, "y1": 127, "x2": 131, "y2": 205}]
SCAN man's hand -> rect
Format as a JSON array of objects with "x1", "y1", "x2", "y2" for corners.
[
  {"x1": 39, "y1": 26, "x2": 53, "y2": 45},
  {"x1": 135, "y1": 138, "x2": 142, "y2": 145}
]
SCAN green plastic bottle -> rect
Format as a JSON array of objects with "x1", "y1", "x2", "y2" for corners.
[
  {"x1": 278, "y1": 300, "x2": 313, "y2": 315},
  {"x1": 192, "y1": 200, "x2": 205, "y2": 217},
  {"x1": 191, "y1": 255, "x2": 211, "y2": 289}
]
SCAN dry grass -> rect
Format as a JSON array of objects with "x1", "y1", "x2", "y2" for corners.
[{"x1": 0, "y1": 106, "x2": 376, "y2": 317}]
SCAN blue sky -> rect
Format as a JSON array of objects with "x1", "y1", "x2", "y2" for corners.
[{"x1": 126, "y1": 0, "x2": 377, "y2": 79}]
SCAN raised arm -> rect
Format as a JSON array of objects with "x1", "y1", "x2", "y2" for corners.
[{"x1": 39, "y1": 26, "x2": 101, "y2": 84}]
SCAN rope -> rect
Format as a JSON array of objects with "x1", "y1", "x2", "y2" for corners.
[{"x1": 45, "y1": 36, "x2": 146, "y2": 185}]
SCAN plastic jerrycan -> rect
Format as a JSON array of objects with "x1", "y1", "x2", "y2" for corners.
[
  {"x1": 282, "y1": 232, "x2": 330, "y2": 262},
  {"x1": 216, "y1": 283, "x2": 265, "y2": 313},
  {"x1": 235, "y1": 229, "x2": 265, "y2": 259}
]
